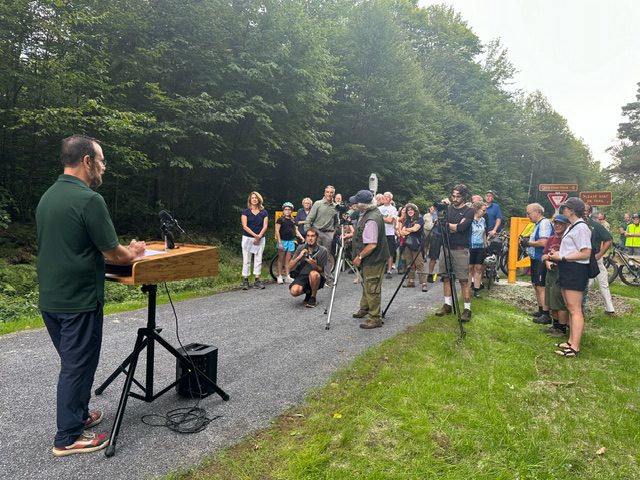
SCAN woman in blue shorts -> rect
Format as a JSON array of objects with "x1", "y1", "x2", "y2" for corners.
[{"x1": 276, "y1": 202, "x2": 304, "y2": 284}]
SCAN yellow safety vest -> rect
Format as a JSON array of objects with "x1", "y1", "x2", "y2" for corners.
[{"x1": 626, "y1": 223, "x2": 640, "y2": 247}]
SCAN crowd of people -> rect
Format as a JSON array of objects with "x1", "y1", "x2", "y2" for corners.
[{"x1": 240, "y1": 185, "x2": 638, "y2": 358}]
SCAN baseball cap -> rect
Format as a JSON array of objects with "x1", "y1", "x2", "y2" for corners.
[
  {"x1": 348, "y1": 190, "x2": 374, "y2": 205},
  {"x1": 633, "y1": 213, "x2": 639, "y2": 218},
  {"x1": 485, "y1": 190, "x2": 496, "y2": 196},
  {"x1": 559, "y1": 197, "x2": 585, "y2": 214},
  {"x1": 552, "y1": 214, "x2": 570, "y2": 224}
]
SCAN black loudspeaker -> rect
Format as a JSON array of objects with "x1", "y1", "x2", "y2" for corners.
[{"x1": 175, "y1": 343, "x2": 218, "y2": 398}]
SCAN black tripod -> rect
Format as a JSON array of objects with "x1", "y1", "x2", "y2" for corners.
[
  {"x1": 382, "y1": 229, "x2": 433, "y2": 319},
  {"x1": 324, "y1": 223, "x2": 359, "y2": 330},
  {"x1": 438, "y1": 207, "x2": 466, "y2": 339},
  {"x1": 95, "y1": 284, "x2": 230, "y2": 456}
]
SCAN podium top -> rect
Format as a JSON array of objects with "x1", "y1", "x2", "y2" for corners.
[{"x1": 105, "y1": 242, "x2": 219, "y2": 285}]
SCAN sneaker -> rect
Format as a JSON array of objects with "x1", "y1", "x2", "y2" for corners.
[
  {"x1": 402, "y1": 281, "x2": 415, "y2": 288},
  {"x1": 435, "y1": 304, "x2": 452, "y2": 316},
  {"x1": 84, "y1": 409, "x2": 103, "y2": 429},
  {"x1": 254, "y1": 278, "x2": 265, "y2": 289},
  {"x1": 284, "y1": 275, "x2": 293, "y2": 284},
  {"x1": 473, "y1": 288, "x2": 481, "y2": 298},
  {"x1": 530, "y1": 310, "x2": 543, "y2": 317},
  {"x1": 305, "y1": 296, "x2": 317, "y2": 308},
  {"x1": 276, "y1": 275, "x2": 284, "y2": 284},
  {"x1": 427, "y1": 274, "x2": 435, "y2": 283},
  {"x1": 303, "y1": 292, "x2": 311, "y2": 304},
  {"x1": 242, "y1": 278, "x2": 249, "y2": 290},
  {"x1": 352, "y1": 309, "x2": 369, "y2": 318},
  {"x1": 421, "y1": 284, "x2": 428, "y2": 292},
  {"x1": 359, "y1": 320, "x2": 382, "y2": 329},
  {"x1": 533, "y1": 313, "x2": 552, "y2": 324},
  {"x1": 385, "y1": 272, "x2": 393, "y2": 279},
  {"x1": 460, "y1": 309, "x2": 472, "y2": 322},
  {"x1": 52, "y1": 431, "x2": 109, "y2": 457}
]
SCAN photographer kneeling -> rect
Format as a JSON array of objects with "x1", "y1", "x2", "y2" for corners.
[{"x1": 287, "y1": 227, "x2": 329, "y2": 308}]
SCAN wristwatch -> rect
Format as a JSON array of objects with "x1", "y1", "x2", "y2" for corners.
[{"x1": 358, "y1": 255, "x2": 363, "y2": 261}]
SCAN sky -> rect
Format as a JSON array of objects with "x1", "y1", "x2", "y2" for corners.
[{"x1": 419, "y1": 0, "x2": 640, "y2": 167}]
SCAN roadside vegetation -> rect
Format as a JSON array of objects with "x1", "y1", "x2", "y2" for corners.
[{"x1": 171, "y1": 287, "x2": 640, "y2": 480}]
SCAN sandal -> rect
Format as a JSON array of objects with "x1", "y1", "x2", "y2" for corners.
[
  {"x1": 555, "y1": 342, "x2": 572, "y2": 349},
  {"x1": 555, "y1": 347, "x2": 579, "y2": 357}
]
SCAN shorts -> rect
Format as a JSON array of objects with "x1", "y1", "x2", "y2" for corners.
[
  {"x1": 428, "y1": 236, "x2": 442, "y2": 260},
  {"x1": 530, "y1": 259, "x2": 547, "y2": 287},
  {"x1": 469, "y1": 247, "x2": 487, "y2": 265},
  {"x1": 558, "y1": 261, "x2": 589, "y2": 292},
  {"x1": 279, "y1": 240, "x2": 295, "y2": 252},
  {"x1": 386, "y1": 235, "x2": 397, "y2": 257},
  {"x1": 439, "y1": 248, "x2": 469, "y2": 281},
  {"x1": 290, "y1": 272, "x2": 325, "y2": 292},
  {"x1": 544, "y1": 266, "x2": 566, "y2": 311}
]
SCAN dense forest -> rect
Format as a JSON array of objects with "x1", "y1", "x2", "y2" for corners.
[{"x1": 0, "y1": 0, "x2": 636, "y2": 240}]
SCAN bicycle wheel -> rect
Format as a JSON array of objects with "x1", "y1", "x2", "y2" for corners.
[
  {"x1": 618, "y1": 264, "x2": 640, "y2": 286},
  {"x1": 269, "y1": 254, "x2": 279, "y2": 281},
  {"x1": 603, "y1": 255, "x2": 619, "y2": 284},
  {"x1": 499, "y1": 253, "x2": 508, "y2": 275}
]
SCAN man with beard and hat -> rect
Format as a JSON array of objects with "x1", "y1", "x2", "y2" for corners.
[{"x1": 350, "y1": 189, "x2": 390, "y2": 329}]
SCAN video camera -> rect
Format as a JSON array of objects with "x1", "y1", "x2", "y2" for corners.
[{"x1": 335, "y1": 202, "x2": 349, "y2": 215}]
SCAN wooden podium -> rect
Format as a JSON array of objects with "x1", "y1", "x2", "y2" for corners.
[{"x1": 97, "y1": 242, "x2": 229, "y2": 457}]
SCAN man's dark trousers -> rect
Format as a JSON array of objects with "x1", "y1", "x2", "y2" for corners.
[{"x1": 42, "y1": 306, "x2": 103, "y2": 447}]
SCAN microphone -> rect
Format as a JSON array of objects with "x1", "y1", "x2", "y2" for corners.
[{"x1": 159, "y1": 210, "x2": 185, "y2": 233}]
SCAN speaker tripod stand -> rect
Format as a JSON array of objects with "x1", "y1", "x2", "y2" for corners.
[{"x1": 95, "y1": 284, "x2": 230, "y2": 456}]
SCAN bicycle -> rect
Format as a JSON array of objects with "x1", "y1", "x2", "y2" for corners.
[{"x1": 604, "y1": 246, "x2": 640, "y2": 286}]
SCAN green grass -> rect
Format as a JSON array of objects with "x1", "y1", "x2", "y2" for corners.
[{"x1": 172, "y1": 289, "x2": 640, "y2": 480}]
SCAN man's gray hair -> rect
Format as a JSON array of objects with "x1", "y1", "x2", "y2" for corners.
[{"x1": 528, "y1": 203, "x2": 544, "y2": 214}]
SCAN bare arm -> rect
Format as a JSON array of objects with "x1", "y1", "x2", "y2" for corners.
[{"x1": 103, "y1": 240, "x2": 146, "y2": 265}]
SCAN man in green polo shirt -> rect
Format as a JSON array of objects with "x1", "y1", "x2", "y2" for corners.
[{"x1": 36, "y1": 135, "x2": 146, "y2": 456}]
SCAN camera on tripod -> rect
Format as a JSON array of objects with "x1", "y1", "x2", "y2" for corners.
[{"x1": 433, "y1": 202, "x2": 448, "y2": 213}]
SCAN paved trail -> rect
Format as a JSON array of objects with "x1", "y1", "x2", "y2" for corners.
[{"x1": 0, "y1": 273, "x2": 447, "y2": 479}]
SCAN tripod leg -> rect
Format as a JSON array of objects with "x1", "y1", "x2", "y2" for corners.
[
  {"x1": 95, "y1": 337, "x2": 148, "y2": 395},
  {"x1": 325, "y1": 242, "x2": 346, "y2": 329},
  {"x1": 382, "y1": 248, "x2": 420, "y2": 319},
  {"x1": 105, "y1": 330, "x2": 145, "y2": 457}
]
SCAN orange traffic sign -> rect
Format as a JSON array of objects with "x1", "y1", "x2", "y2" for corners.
[
  {"x1": 538, "y1": 183, "x2": 578, "y2": 192},
  {"x1": 579, "y1": 191, "x2": 612, "y2": 206}
]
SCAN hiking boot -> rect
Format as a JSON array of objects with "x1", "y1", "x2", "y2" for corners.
[
  {"x1": 276, "y1": 275, "x2": 284, "y2": 284},
  {"x1": 305, "y1": 296, "x2": 317, "y2": 308},
  {"x1": 533, "y1": 313, "x2": 552, "y2": 324},
  {"x1": 530, "y1": 310, "x2": 543, "y2": 317},
  {"x1": 303, "y1": 292, "x2": 311, "y2": 304},
  {"x1": 52, "y1": 431, "x2": 109, "y2": 457},
  {"x1": 352, "y1": 309, "x2": 369, "y2": 318},
  {"x1": 359, "y1": 320, "x2": 382, "y2": 329},
  {"x1": 460, "y1": 309, "x2": 472, "y2": 322},
  {"x1": 435, "y1": 304, "x2": 452, "y2": 316},
  {"x1": 254, "y1": 278, "x2": 265, "y2": 289},
  {"x1": 385, "y1": 272, "x2": 393, "y2": 279},
  {"x1": 427, "y1": 274, "x2": 435, "y2": 283},
  {"x1": 84, "y1": 409, "x2": 103, "y2": 429},
  {"x1": 402, "y1": 281, "x2": 415, "y2": 288},
  {"x1": 242, "y1": 278, "x2": 249, "y2": 290}
]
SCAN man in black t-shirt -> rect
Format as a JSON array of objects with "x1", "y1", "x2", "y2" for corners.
[
  {"x1": 287, "y1": 227, "x2": 329, "y2": 307},
  {"x1": 435, "y1": 184, "x2": 474, "y2": 322}
]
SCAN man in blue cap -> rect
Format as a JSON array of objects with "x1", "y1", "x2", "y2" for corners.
[{"x1": 350, "y1": 189, "x2": 390, "y2": 329}]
